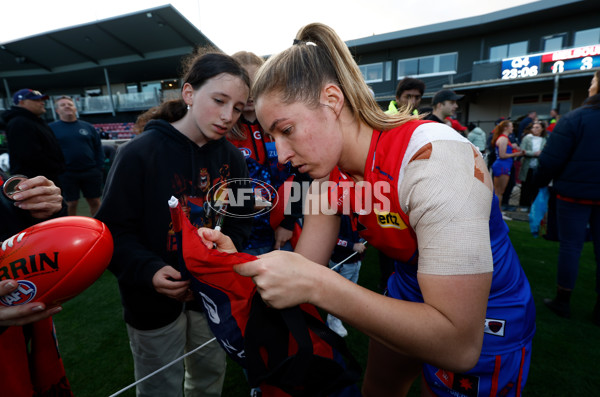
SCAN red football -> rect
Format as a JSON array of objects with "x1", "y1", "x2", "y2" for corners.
[{"x1": 0, "y1": 216, "x2": 113, "y2": 307}]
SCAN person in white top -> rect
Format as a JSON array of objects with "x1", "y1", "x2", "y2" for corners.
[{"x1": 519, "y1": 120, "x2": 548, "y2": 211}]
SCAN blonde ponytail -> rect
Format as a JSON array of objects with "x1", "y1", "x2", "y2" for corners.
[{"x1": 253, "y1": 22, "x2": 416, "y2": 131}]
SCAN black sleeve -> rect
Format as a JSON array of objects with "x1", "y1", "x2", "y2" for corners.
[
  {"x1": 95, "y1": 144, "x2": 167, "y2": 288},
  {"x1": 6, "y1": 118, "x2": 44, "y2": 177},
  {"x1": 91, "y1": 125, "x2": 105, "y2": 169},
  {"x1": 533, "y1": 117, "x2": 575, "y2": 189},
  {"x1": 279, "y1": 170, "x2": 312, "y2": 230},
  {"x1": 1, "y1": 176, "x2": 67, "y2": 239}
]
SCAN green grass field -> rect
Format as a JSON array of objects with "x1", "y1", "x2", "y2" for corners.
[{"x1": 53, "y1": 218, "x2": 600, "y2": 396}]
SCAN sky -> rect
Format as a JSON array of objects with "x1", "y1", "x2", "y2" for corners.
[{"x1": 0, "y1": 0, "x2": 540, "y2": 56}]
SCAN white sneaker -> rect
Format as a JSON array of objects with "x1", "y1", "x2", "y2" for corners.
[
  {"x1": 502, "y1": 212, "x2": 512, "y2": 221},
  {"x1": 327, "y1": 314, "x2": 348, "y2": 337}
]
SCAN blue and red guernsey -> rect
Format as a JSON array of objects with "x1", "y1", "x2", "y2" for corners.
[
  {"x1": 328, "y1": 120, "x2": 535, "y2": 354},
  {"x1": 328, "y1": 121, "x2": 421, "y2": 263}
]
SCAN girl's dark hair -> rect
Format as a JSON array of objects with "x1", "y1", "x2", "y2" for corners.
[{"x1": 135, "y1": 49, "x2": 250, "y2": 130}]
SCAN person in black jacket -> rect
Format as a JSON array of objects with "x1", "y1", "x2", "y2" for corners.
[
  {"x1": 1, "y1": 89, "x2": 66, "y2": 187},
  {"x1": 534, "y1": 70, "x2": 600, "y2": 324},
  {"x1": 95, "y1": 51, "x2": 252, "y2": 397}
]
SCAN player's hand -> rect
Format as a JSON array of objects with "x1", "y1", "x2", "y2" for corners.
[
  {"x1": 197, "y1": 227, "x2": 237, "y2": 253},
  {"x1": 10, "y1": 176, "x2": 63, "y2": 219},
  {"x1": 0, "y1": 280, "x2": 62, "y2": 327},
  {"x1": 234, "y1": 250, "x2": 324, "y2": 309},
  {"x1": 152, "y1": 266, "x2": 191, "y2": 301}
]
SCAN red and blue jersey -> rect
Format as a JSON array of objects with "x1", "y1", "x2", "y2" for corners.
[{"x1": 328, "y1": 120, "x2": 535, "y2": 355}]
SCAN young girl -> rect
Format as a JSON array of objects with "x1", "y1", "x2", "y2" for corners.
[
  {"x1": 227, "y1": 51, "x2": 301, "y2": 255},
  {"x1": 207, "y1": 23, "x2": 535, "y2": 396},
  {"x1": 96, "y1": 51, "x2": 252, "y2": 397}
]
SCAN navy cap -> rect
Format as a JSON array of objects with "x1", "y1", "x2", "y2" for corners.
[
  {"x1": 13, "y1": 88, "x2": 49, "y2": 105},
  {"x1": 432, "y1": 89, "x2": 464, "y2": 105}
]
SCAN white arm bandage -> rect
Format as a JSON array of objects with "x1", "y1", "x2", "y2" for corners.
[{"x1": 398, "y1": 139, "x2": 494, "y2": 275}]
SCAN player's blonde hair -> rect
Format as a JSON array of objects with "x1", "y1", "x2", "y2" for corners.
[{"x1": 253, "y1": 22, "x2": 416, "y2": 130}]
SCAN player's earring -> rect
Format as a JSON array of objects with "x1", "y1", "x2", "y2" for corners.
[{"x1": 187, "y1": 104, "x2": 191, "y2": 110}]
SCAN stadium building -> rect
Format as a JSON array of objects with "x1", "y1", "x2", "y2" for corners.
[
  {"x1": 1, "y1": 0, "x2": 599, "y2": 140},
  {"x1": 348, "y1": 0, "x2": 600, "y2": 131}
]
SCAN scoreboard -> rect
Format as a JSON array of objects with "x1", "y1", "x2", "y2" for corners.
[{"x1": 501, "y1": 44, "x2": 600, "y2": 80}]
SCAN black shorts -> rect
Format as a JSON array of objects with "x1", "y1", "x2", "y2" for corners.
[{"x1": 59, "y1": 168, "x2": 103, "y2": 202}]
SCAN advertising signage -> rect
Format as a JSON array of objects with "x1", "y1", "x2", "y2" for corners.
[{"x1": 501, "y1": 44, "x2": 600, "y2": 80}]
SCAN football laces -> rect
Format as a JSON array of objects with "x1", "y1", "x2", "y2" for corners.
[{"x1": 1, "y1": 232, "x2": 27, "y2": 252}]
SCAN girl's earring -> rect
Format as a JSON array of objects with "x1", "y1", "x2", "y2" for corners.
[{"x1": 187, "y1": 104, "x2": 191, "y2": 110}]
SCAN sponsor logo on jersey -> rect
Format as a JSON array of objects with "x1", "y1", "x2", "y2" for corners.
[
  {"x1": 484, "y1": 318, "x2": 506, "y2": 336},
  {"x1": 375, "y1": 209, "x2": 407, "y2": 230}
]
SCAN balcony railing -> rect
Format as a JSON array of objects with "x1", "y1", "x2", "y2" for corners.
[
  {"x1": 75, "y1": 91, "x2": 162, "y2": 114},
  {"x1": 471, "y1": 60, "x2": 503, "y2": 82}
]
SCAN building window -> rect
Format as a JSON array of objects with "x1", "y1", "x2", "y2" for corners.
[
  {"x1": 543, "y1": 33, "x2": 567, "y2": 52},
  {"x1": 359, "y1": 61, "x2": 392, "y2": 83},
  {"x1": 489, "y1": 41, "x2": 528, "y2": 61},
  {"x1": 126, "y1": 83, "x2": 139, "y2": 94},
  {"x1": 396, "y1": 53, "x2": 457, "y2": 78},
  {"x1": 574, "y1": 27, "x2": 600, "y2": 47}
]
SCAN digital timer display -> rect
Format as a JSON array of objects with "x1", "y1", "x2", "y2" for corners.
[
  {"x1": 500, "y1": 44, "x2": 600, "y2": 80},
  {"x1": 501, "y1": 56, "x2": 541, "y2": 80}
]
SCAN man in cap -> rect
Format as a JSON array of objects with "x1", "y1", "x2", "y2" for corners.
[
  {"x1": 1, "y1": 89, "x2": 65, "y2": 186},
  {"x1": 424, "y1": 89, "x2": 464, "y2": 125}
]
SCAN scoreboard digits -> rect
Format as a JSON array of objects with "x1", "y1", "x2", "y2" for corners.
[{"x1": 501, "y1": 44, "x2": 600, "y2": 80}]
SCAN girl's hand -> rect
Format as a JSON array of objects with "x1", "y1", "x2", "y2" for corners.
[
  {"x1": 152, "y1": 266, "x2": 191, "y2": 301},
  {"x1": 197, "y1": 227, "x2": 237, "y2": 253}
]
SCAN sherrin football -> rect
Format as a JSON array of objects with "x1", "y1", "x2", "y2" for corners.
[{"x1": 0, "y1": 216, "x2": 113, "y2": 307}]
